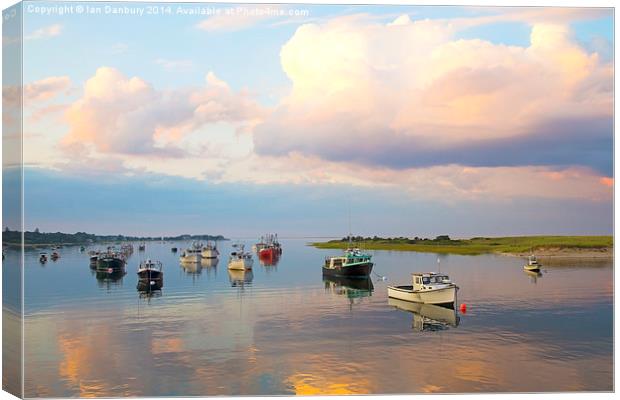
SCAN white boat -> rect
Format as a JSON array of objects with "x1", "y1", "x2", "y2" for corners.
[
  {"x1": 523, "y1": 255, "x2": 541, "y2": 272},
  {"x1": 388, "y1": 272, "x2": 458, "y2": 306},
  {"x1": 228, "y1": 244, "x2": 253, "y2": 270},
  {"x1": 201, "y1": 241, "x2": 219, "y2": 259},
  {"x1": 179, "y1": 241, "x2": 202, "y2": 263}
]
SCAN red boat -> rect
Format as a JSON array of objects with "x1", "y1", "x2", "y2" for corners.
[{"x1": 257, "y1": 234, "x2": 282, "y2": 260}]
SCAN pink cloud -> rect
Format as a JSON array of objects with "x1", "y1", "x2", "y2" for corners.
[
  {"x1": 253, "y1": 13, "x2": 612, "y2": 174},
  {"x1": 62, "y1": 67, "x2": 266, "y2": 157}
]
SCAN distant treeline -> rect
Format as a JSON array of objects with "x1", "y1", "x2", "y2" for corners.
[
  {"x1": 340, "y1": 235, "x2": 456, "y2": 244},
  {"x1": 2, "y1": 229, "x2": 227, "y2": 247}
]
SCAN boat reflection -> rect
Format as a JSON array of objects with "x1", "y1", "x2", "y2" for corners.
[
  {"x1": 524, "y1": 269, "x2": 543, "y2": 284},
  {"x1": 201, "y1": 257, "x2": 219, "y2": 268},
  {"x1": 95, "y1": 270, "x2": 126, "y2": 290},
  {"x1": 323, "y1": 276, "x2": 373, "y2": 307},
  {"x1": 259, "y1": 251, "x2": 280, "y2": 267},
  {"x1": 388, "y1": 297, "x2": 459, "y2": 332},
  {"x1": 137, "y1": 279, "x2": 163, "y2": 301},
  {"x1": 180, "y1": 261, "x2": 203, "y2": 276},
  {"x1": 228, "y1": 269, "x2": 253, "y2": 288}
]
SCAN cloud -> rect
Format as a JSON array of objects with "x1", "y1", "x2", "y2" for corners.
[
  {"x1": 61, "y1": 67, "x2": 266, "y2": 157},
  {"x1": 253, "y1": 13, "x2": 613, "y2": 175},
  {"x1": 4, "y1": 76, "x2": 71, "y2": 107},
  {"x1": 25, "y1": 24, "x2": 62, "y2": 41},
  {"x1": 24, "y1": 76, "x2": 71, "y2": 102}
]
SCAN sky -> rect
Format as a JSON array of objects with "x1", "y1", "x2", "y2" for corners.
[{"x1": 2, "y1": 1, "x2": 614, "y2": 237}]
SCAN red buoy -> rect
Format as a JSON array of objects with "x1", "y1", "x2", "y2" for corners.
[{"x1": 459, "y1": 303, "x2": 467, "y2": 313}]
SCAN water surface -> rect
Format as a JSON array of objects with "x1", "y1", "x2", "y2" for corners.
[{"x1": 13, "y1": 239, "x2": 613, "y2": 396}]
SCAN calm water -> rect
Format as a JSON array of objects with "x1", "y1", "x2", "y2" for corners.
[{"x1": 10, "y1": 239, "x2": 613, "y2": 396}]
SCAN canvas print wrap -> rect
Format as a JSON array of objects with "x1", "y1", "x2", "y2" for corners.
[{"x1": 2, "y1": 1, "x2": 614, "y2": 397}]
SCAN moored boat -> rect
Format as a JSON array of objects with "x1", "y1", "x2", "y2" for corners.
[
  {"x1": 388, "y1": 272, "x2": 458, "y2": 306},
  {"x1": 257, "y1": 234, "x2": 282, "y2": 258},
  {"x1": 96, "y1": 251, "x2": 126, "y2": 272},
  {"x1": 201, "y1": 241, "x2": 219, "y2": 259},
  {"x1": 323, "y1": 247, "x2": 373, "y2": 277},
  {"x1": 50, "y1": 251, "x2": 60, "y2": 261},
  {"x1": 228, "y1": 244, "x2": 253, "y2": 270},
  {"x1": 39, "y1": 252, "x2": 48, "y2": 263},
  {"x1": 137, "y1": 259, "x2": 164, "y2": 288},
  {"x1": 179, "y1": 241, "x2": 202, "y2": 263},
  {"x1": 523, "y1": 255, "x2": 541, "y2": 272}
]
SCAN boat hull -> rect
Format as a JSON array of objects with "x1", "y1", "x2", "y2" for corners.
[
  {"x1": 228, "y1": 258, "x2": 253, "y2": 270},
  {"x1": 201, "y1": 249, "x2": 219, "y2": 259},
  {"x1": 387, "y1": 285, "x2": 457, "y2": 306},
  {"x1": 322, "y1": 262, "x2": 373, "y2": 277},
  {"x1": 524, "y1": 265, "x2": 541, "y2": 272},
  {"x1": 96, "y1": 257, "x2": 125, "y2": 272},
  {"x1": 137, "y1": 269, "x2": 163, "y2": 282}
]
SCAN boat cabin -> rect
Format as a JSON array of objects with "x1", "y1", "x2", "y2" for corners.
[
  {"x1": 528, "y1": 255, "x2": 539, "y2": 266},
  {"x1": 411, "y1": 272, "x2": 452, "y2": 291}
]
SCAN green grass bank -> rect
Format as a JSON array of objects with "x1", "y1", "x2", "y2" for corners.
[{"x1": 310, "y1": 236, "x2": 613, "y2": 256}]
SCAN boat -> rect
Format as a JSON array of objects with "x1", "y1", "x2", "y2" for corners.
[
  {"x1": 388, "y1": 272, "x2": 458, "y2": 306},
  {"x1": 39, "y1": 252, "x2": 48, "y2": 263},
  {"x1": 228, "y1": 244, "x2": 253, "y2": 270},
  {"x1": 137, "y1": 259, "x2": 164, "y2": 288},
  {"x1": 138, "y1": 242, "x2": 146, "y2": 251},
  {"x1": 80, "y1": 246, "x2": 86, "y2": 252},
  {"x1": 50, "y1": 251, "x2": 60, "y2": 261},
  {"x1": 201, "y1": 241, "x2": 219, "y2": 259},
  {"x1": 171, "y1": 247, "x2": 178, "y2": 253},
  {"x1": 323, "y1": 247, "x2": 373, "y2": 277},
  {"x1": 252, "y1": 238, "x2": 267, "y2": 253},
  {"x1": 257, "y1": 234, "x2": 282, "y2": 259},
  {"x1": 523, "y1": 255, "x2": 541, "y2": 272},
  {"x1": 389, "y1": 297, "x2": 459, "y2": 331},
  {"x1": 96, "y1": 251, "x2": 126, "y2": 272},
  {"x1": 120, "y1": 244, "x2": 133, "y2": 257},
  {"x1": 179, "y1": 241, "x2": 202, "y2": 263}
]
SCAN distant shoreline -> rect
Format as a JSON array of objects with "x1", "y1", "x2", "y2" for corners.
[
  {"x1": 310, "y1": 236, "x2": 613, "y2": 258},
  {"x1": 2, "y1": 229, "x2": 228, "y2": 249}
]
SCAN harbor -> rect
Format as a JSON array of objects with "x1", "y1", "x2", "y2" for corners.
[{"x1": 11, "y1": 237, "x2": 613, "y2": 396}]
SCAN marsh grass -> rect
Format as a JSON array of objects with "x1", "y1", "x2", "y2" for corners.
[{"x1": 311, "y1": 236, "x2": 613, "y2": 255}]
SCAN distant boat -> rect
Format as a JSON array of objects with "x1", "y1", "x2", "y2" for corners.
[
  {"x1": 80, "y1": 246, "x2": 86, "y2": 252},
  {"x1": 523, "y1": 255, "x2": 541, "y2": 272},
  {"x1": 137, "y1": 259, "x2": 163, "y2": 289},
  {"x1": 258, "y1": 233, "x2": 282, "y2": 259},
  {"x1": 388, "y1": 272, "x2": 458, "y2": 307},
  {"x1": 201, "y1": 241, "x2": 219, "y2": 259},
  {"x1": 39, "y1": 252, "x2": 48, "y2": 263},
  {"x1": 323, "y1": 248, "x2": 373, "y2": 277},
  {"x1": 171, "y1": 247, "x2": 178, "y2": 253},
  {"x1": 138, "y1": 242, "x2": 146, "y2": 251},
  {"x1": 96, "y1": 251, "x2": 126, "y2": 273},
  {"x1": 228, "y1": 244, "x2": 253, "y2": 270},
  {"x1": 50, "y1": 251, "x2": 60, "y2": 261},
  {"x1": 180, "y1": 241, "x2": 202, "y2": 263}
]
